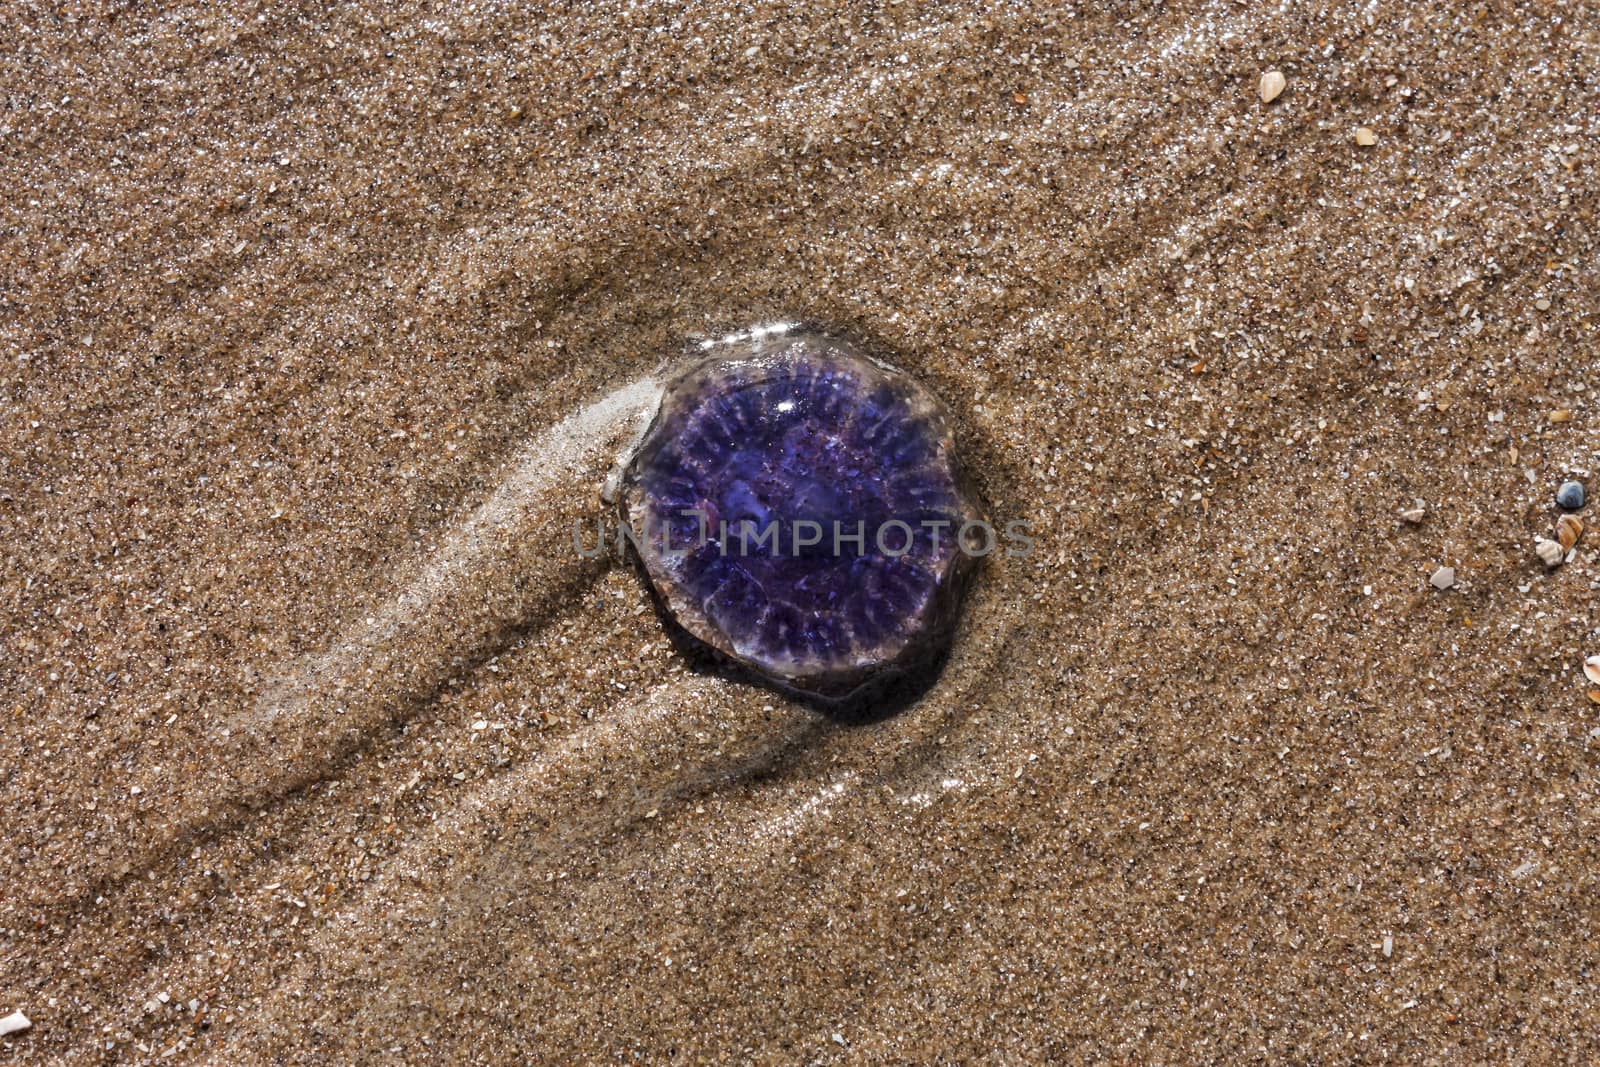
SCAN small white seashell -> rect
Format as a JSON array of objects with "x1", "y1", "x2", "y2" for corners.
[
  {"x1": 1585, "y1": 656, "x2": 1600, "y2": 686},
  {"x1": 1259, "y1": 70, "x2": 1286, "y2": 104},
  {"x1": 1535, "y1": 539, "x2": 1565, "y2": 568}
]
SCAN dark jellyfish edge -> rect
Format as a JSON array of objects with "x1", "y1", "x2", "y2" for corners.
[{"x1": 617, "y1": 324, "x2": 985, "y2": 705}]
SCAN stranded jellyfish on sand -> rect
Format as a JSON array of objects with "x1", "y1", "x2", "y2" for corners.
[{"x1": 615, "y1": 324, "x2": 985, "y2": 704}]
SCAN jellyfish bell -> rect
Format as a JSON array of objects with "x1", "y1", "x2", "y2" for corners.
[{"x1": 615, "y1": 324, "x2": 985, "y2": 706}]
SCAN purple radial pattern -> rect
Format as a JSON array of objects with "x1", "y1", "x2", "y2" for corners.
[{"x1": 618, "y1": 325, "x2": 985, "y2": 702}]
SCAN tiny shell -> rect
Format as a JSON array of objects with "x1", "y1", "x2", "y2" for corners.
[
  {"x1": 1354, "y1": 127, "x2": 1377, "y2": 146},
  {"x1": 1585, "y1": 656, "x2": 1600, "y2": 686},
  {"x1": 1556, "y1": 514, "x2": 1583, "y2": 552},
  {"x1": 1259, "y1": 70, "x2": 1286, "y2": 103},
  {"x1": 1535, "y1": 539, "x2": 1565, "y2": 568}
]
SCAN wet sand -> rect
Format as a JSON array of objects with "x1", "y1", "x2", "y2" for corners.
[{"x1": 3, "y1": 1, "x2": 1599, "y2": 1062}]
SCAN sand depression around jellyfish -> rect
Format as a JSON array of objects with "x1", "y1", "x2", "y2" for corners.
[{"x1": 192, "y1": 324, "x2": 987, "y2": 843}]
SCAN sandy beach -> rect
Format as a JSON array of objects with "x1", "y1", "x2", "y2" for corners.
[{"x1": 3, "y1": 0, "x2": 1599, "y2": 1061}]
